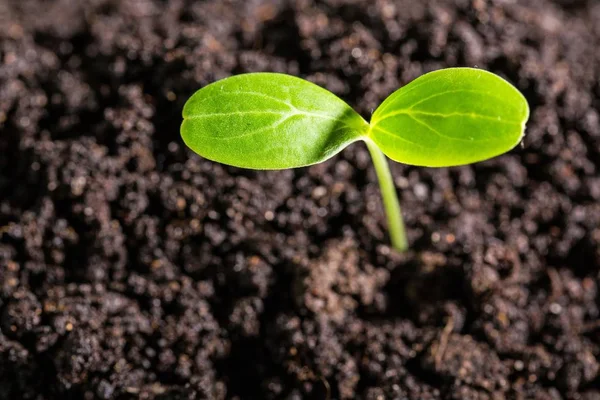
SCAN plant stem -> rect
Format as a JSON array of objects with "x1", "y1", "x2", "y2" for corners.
[{"x1": 364, "y1": 139, "x2": 408, "y2": 252}]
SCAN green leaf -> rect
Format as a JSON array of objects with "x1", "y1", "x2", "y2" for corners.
[
  {"x1": 369, "y1": 68, "x2": 529, "y2": 167},
  {"x1": 181, "y1": 73, "x2": 368, "y2": 169}
]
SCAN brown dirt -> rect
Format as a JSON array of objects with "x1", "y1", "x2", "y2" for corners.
[{"x1": 1, "y1": 0, "x2": 600, "y2": 398}]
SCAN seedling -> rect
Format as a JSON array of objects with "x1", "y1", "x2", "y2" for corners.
[{"x1": 181, "y1": 68, "x2": 529, "y2": 251}]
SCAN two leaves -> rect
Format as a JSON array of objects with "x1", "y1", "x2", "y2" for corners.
[{"x1": 181, "y1": 68, "x2": 529, "y2": 169}]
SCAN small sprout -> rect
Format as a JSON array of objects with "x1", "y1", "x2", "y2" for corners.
[{"x1": 181, "y1": 68, "x2": 530, "y2": 251}]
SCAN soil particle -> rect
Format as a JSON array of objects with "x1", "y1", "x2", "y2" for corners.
[{"x1": 55, "y1": 328, "x2": 101, "y2": 388}]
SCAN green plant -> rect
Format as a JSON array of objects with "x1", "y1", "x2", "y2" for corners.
[{"x1": 181, "y1": 68, "x2": 529, "y2": 251}]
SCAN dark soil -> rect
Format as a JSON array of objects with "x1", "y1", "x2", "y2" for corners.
[{"x1": 1, "y1": 0, "x2": 600, "y2": 398}]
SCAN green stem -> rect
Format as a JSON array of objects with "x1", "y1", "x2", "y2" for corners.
[{"x1": 364, "y1": 139, "x2": 408, "y2": 252}]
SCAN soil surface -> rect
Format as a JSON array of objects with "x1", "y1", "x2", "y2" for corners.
[{"x1": 1, "y1": 0, "x2": 600, "y2": 398}]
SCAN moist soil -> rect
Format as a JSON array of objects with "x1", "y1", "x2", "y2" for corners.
[{"x1": 1, "y1": 0, "x2": 600, "y2": 399}]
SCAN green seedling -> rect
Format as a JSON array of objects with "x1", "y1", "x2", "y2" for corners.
[{"x1": 181, "y1": 68, "x2": 529, "y2": 251}]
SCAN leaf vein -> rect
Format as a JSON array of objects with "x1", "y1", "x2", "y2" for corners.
[
  {"x1": 208, "y1": 116, "x2": 293, "y2": 140},
  {"x1": 406, "y1": 89, "x2": 508, "y2": 110},
  {"x1": 376, "y1": 110, "x2": 521, "y2": 125},
  {"x1": 227, "y1": 91, "x2": 297, "y2": 110},
  {"x1": 200, "y1": 111, "x2": 357, "y2": 141},
  {"x1": 375, "y1": 73, "x2": 445, "y2": 117},
  {"x1": 404, "y1": 114, "x2": 501, "y2": 143},
  {"x1": 371, "y1": 125, "x2": 429, "y2": 149},
  {"x1": 185, "y1": 110, "x2": 290, "y2": 119},
  {"x1": 375, "y1": 89, "x2": 512, "y2": 122},
  {"x1": 185, "y1": 90, "x2": 295, "y2": 115}
]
